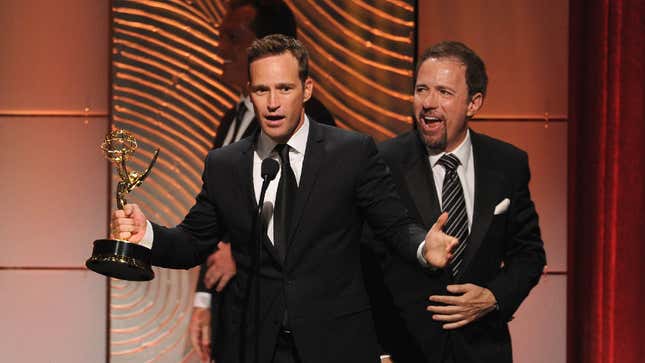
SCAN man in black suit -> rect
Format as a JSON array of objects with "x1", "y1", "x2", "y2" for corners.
[
  {"x1": 363, "y1": 41, "x2": 546, "y2": 363},
  {"x1": 190, "y1": 2, "x2": 335, "y2": 360},
  {"x1": 111, "y1": 35, "x2": 455, "y2": 363}
]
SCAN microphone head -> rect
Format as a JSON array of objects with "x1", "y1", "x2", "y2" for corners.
[{"x1": 261, "y1": 158, "x2": 279, "y2": 181}]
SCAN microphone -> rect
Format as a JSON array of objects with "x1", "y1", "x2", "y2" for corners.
[{"x1": 261, "y1": 158, "x2": 279, "y2": 182}]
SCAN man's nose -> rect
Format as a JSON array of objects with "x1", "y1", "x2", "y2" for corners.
[
  {"x1": 422, "y1": 91, "x2": 439, "y2": 109},
  {"x1": 267, "y1": 91, "x2": 280, "y2": 110}
]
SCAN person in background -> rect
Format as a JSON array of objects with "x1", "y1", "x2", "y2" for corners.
[{"x1": 362, "y1": 41, "x2": 546, "y2": 363}]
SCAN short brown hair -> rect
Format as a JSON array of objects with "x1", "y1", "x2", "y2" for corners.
[
  {"x1": 247, "y1": 34, "x2": 309, "y2": 83},
  {"x1": 416, "y1": 41, "x2": 488, "y2": 99}
]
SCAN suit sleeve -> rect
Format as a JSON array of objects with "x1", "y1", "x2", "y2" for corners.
[
  {"x1": 485, "y1": 152, "x2": 546, "y2": 321},
  {"x1": 195, "y1": 262, "x2": 211, "y2": 293},
  {"x1": 150, "y1": 153, "x2": 221, "y2": 269},
  {"x1": 355, "y1": 136, "x2": 426, "y2": 264}
]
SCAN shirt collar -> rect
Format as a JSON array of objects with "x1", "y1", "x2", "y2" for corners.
[
  {"x1": 256, "y1": 115, "x2": 310, "y2": 158},
  {"x1": 241, "y1": 95, "x2": 253, "y2": 112},
  {"x1": 428, "y1": 129, "x2": 472, "y2": 170}
]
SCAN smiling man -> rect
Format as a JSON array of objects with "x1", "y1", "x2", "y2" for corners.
[
  {"x1": 110, "y1": 35, "x2": 456, "y2": 363},
  {"x1": 363, "y1": 41, "x2": 546, "y2": 363}
]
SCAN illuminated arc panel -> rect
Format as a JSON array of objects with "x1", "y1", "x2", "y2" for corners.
[
  {"x1": 111, "y1": 0, "x2": 415, "y2": 361},
  {"x1": 320, "y1": 0, "x2": 412, "y2": 43},
  {"x1": 301, "y1": 0, "x2": 413, "y2": 61},
  {"x1": 288, "y1": 2, "x2": 412, "y2": 76},
  {"x1": 310, "y1": 62, "x2": 410, "y2": 123},
  {"x1": 351, "y1": 0, "x2": 414, "y2": 27},
  {"x1": 114, "y1": 6, "x2": 220, "y2": 48},
  {"x1": 112, "y1": 0, "x2": 233, "y2": 360}
]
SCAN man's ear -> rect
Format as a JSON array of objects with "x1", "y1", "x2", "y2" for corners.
[
  {"x1": 466, "y1": 92, "x2": 484, "y2": 117},
  {"x1": 303, "y1": 77, "x2": 313, "y2": 103}
]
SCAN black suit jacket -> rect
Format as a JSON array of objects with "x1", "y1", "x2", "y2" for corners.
[
  {"x1": 197, "y1": 97, "x2": 336, "y2": 293},
  {"x1": 150, "y1": 121, "x2": 426, "y2": 363},
  {"x1": 364, "y1": 129, "x2": 546, "y2": 363}
]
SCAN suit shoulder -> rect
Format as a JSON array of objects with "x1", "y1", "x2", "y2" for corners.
[
  {"x1": 320, "y1": 123, "x2": 373, "y2": 144},
  {"x1": 207, "y1": 139, "x2": 248, "y2": 162},
  {"x1": 472, "y1": 131, "x2": 530, "y2": 178},
  {"x1": 378, "y1": 131, "x2": 415, "y2": 154},
  {"x1": 377, "y1": 131, "x2": 419, "y2": 166},
  {"x1": 473, "y1": 131, "x2": 528, "y2": 160}
]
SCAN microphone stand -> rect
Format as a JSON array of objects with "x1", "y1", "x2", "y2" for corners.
[{"x1": 241, "y1": 158, "x2": 277, "y2": 363}]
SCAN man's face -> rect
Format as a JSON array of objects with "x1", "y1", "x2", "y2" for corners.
[
  {"x1": 248, "y1": 52, "x2": 313, "y2": 143},
  {"x1": 219, "y1": 5, "x2": 257, "y2": 91},
  {"x1": 413, "y1": 58, "x2": 483, "y2": 153}
]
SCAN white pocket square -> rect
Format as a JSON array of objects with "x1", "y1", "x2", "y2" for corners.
[{"x1": 493, "y1": 198, "x2": 510, "y2": 215}]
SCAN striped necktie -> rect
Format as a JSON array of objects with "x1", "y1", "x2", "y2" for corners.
[{"x1": 438, "y1": 153, "x2": 469, "y2": 278}]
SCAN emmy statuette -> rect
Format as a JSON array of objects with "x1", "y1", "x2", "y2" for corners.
[{"x1": 86, "y1": 129, "x2": 159, "y2": 281}]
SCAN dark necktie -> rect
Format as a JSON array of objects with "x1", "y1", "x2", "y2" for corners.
[
  {"x1": 273, "y1": 144, "x2": 297, "y2": 262},
  {"x1": 438, "y1": 153, "x2": 470, "y2": 278},
  {"x1": 230, "y1": 102, "x2": 247, "y2": 142}
]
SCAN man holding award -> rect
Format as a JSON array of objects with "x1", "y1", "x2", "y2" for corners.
[{"x1": 110, "y1": 34, "x2": 456, "y2": 363}]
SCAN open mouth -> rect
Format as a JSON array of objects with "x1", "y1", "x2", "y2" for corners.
[
  {"x1": 265, "y1": 115, "x2": 286, "y2": 123},
  {"x1": 421, "y1": 114, "x2": 442, "y2": 125},
  {"x1": 419, "y1": 114, "x2": 444, "y2": 131}
]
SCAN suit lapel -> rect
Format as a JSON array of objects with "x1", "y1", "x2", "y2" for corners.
[
  {"x1": 403, "y1": 132, "x2": 440, "y2": 229},
  {"x1": 459, "y1": 131, "x2": 504, "y2": 279},
  {"x1": 287, "y1": 121, "x2": 325, "y2": 244},
  {"x1": 237, "y1": 134, "x2": 282, "y2": 264}
]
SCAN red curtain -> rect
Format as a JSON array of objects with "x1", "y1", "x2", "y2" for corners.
[{"x1": 568, "y1": 0, "x2": 645, "y2": 362}]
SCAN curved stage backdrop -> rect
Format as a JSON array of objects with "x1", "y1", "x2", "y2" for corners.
[{"x1": 110, "y1": 0, "x2": 415, "y2": 361}]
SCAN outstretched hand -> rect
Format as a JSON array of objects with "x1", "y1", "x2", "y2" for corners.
[
  {"x1": 110, "y1": 203, "x2": 147, "y2": 243},
  {"x1": 422, "y1": 212, "x2": 458, "y2": 268}
]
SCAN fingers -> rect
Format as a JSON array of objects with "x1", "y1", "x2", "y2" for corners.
[
  {"x1": 430, "y1": 212, "x2": 449, "y2": 233},
  {"x1": 426, "y1": 304, "x2": 461, "y2": 314},
  {"x1": 428, "y1": 294, "x2": 461, "y2": 305},
  {"x1": 446, "y1": 284, "x2": 473, "y2": 294},
  {"x1": 204, "y1": 267, "x2": 223, "y2": 289},
  {"x1": 215, "y1": 273, "x2": 233, "y2": 292},
  {"x1": 431, "y1": 312, "x2": 465, "y2": 323},
  {"x1": 442, "y1": 320, "x2": 470, "y2": 330},
  {"x1": 446, "y1": 236, "x2": 459, "y2": 252},
  {"x1": 122, "y1": 203, "x2": 139, "y2": 217},
  {"x1": 206, "y1": 252, "x2": 217, "y2": 267},
  {"x1": 200, "y1": 324, "x2": 210, "y2": 362},
  {"x1": 190, "y1": 321, "x2": 204, "y2": 359}
]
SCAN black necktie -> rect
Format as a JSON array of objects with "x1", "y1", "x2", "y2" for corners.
[
  {"x1": 273, "y1": 144, "x2": 297, "y2": 262},
  {"x1": 231, "y1": 102, "x2": 247, "y2": 142},
  {"x1": 438, "y1": 153, "x2": 470, "y2": 278}
]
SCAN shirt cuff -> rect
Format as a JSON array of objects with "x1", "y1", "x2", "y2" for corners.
[
  {"x1": 379, "y1": 354, "x2": 391, "y2": 360},
  {"x1": 417, "y1": 240, "x2": 430, "y2": 267},
  {"x1": 417, "y1": 241, "x2": 440, "y2": 270},
  {"x1": 139, "y1": 220, "x2": 154, "y2": 249},
  {"x1": 193, "y1": 292, "x2": 212, "y2": 308}
]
